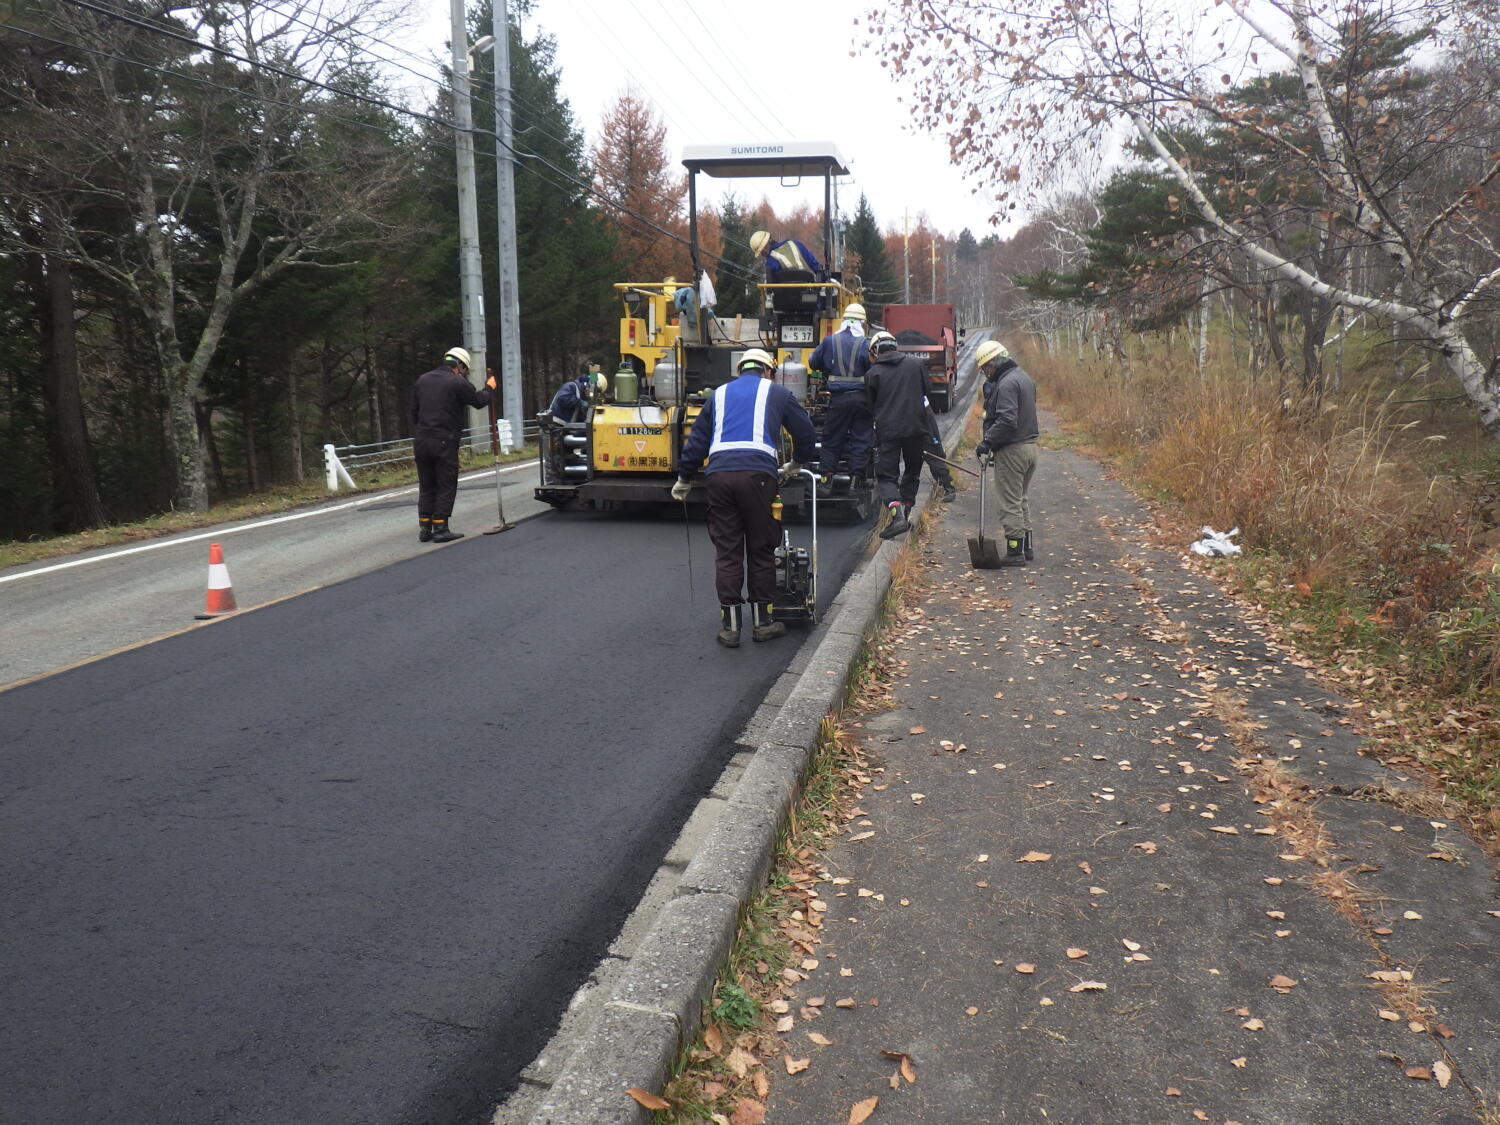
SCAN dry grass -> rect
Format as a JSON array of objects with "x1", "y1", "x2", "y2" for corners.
[{"x1": 1032, "y1": 336, "x2": 1500, "y2": 842}]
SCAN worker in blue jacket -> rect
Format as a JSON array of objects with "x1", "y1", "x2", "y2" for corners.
[
  {"x1": 673, "y1": 349, "x2": 819, "y2": 648},
  {"x1": 808, "y1": 302, "x2": 872, "y2": 487},
  {"x1": 750, "y1": 230, "x2": 823, "y2": 277},
  {"x1": 545, "y1": 363, "x2": 603, "y2": 423}
]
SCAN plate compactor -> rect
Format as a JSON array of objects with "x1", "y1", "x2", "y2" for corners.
[{"x1": 768, "y1": 467, "x2": 820, "y2": 625}]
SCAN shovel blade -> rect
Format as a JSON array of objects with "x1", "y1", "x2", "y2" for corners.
[{"x1": 968, "y1": 534, "x2": 1005, "y2": 569}]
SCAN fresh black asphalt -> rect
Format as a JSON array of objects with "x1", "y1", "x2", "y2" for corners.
[{"x1": 0, "y1": 507, "x2": 874, "y2": 1125}]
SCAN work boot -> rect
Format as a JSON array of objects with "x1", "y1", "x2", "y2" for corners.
[
  {"x1": 430, "y1": 519, "x2": 464, "y2": 543},
  {"x1": 419, "y1": 517, "x2": 433, "y2": 543},
  {"x1": 751, "y1": 602, "x2": 786, "y2": 642},
  {"x1": 1023, "y1": 529, "x2": 1035, "y2": 561},
  {"x1": 879, "y1": 501, "x2": 911, "y2": 539},
  {"x1": 1000, "y1": 535, "x2": 1027, "y2": 566},
  {"x1": 941, "y1": 483, "x2": 957, "y2": 502},
  {"x1": 717, "y1": 604, "x2": 742, "y2": 648}
]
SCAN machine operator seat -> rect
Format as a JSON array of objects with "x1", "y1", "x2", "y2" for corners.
[{"x1": 769, "y1": 269, "x2": 822, "y2": 314}]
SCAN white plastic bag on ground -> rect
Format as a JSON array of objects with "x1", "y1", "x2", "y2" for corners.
[{"x1": 1190, "y1": 526, "x2": 1242, "y2": 557}]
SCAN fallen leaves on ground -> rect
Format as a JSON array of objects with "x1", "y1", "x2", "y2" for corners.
[
  {"x1": 730, "y1": 1098, "x2": 767, "y2": 1125},
  {"x1": 1268, "y1": 974, "x2": 1298, "y2": 991},
  {"x1": 1017, "y1": 851, "x2": 1052, "y2": 862},
  {"x1": 1066, "y1": 947, "x2": 1089, "y2": 959},
  {"x1": 881, "y1": 1050, "x2": 917, "y2": 1084},
  {"x1": 625, "y1": 1087, "x2": 671, "y2": 1109},
  {"x1": 1067, "y1": 980, "x2": 1108, "y2": 992},
  {"x1": 784, "y1": 1055, "x2": 810, "y2": 1075},
  {"x1": 848, "y1": 1096, "x2": 879, "y2": 1124}
]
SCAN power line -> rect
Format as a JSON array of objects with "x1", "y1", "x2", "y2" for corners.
[
  {"x1": 23, "y1": 2, "x2": 764, "y2": 286},
  {"x1": 676, "y1": 2, "x2": 794, "y2": 137}
]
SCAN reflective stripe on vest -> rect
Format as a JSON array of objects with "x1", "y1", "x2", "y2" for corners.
[{"x1": 710, "y1": 377, "x2": 777, "y2": 458}]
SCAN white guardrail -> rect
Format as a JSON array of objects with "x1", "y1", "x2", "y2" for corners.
[{"x1": 322, "y1": 419, "x2": 539, "y2": 492}]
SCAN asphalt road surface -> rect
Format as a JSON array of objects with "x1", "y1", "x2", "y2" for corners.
[
  {"x1": 0, "y1": 502, "x2": 884, "y2": 1125},
  {"x1": 1, "y1": 336, "x2": 986, "y2": 1125}
]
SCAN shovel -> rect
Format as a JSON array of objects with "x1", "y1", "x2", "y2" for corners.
[{"x1": 968, "y1": 460, "x2": 1005, "y2": 568}]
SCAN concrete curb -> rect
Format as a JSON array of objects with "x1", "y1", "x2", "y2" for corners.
[{"x1": 526, "y1": 484, "x2": 933, "y2": 1124}]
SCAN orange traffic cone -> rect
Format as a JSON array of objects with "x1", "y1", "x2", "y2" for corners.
[{"x1": 194, "y1": 542, "x2": 238, "y2": 619}]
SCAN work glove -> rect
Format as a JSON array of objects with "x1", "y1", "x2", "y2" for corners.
[
  {"x1": 485, "y1": 374, "x2": 497, "y2": 389},
  {"x1": 671, "y1": 478, "x2": 692, "y2": 502},
  {"x1": 974, "y1": 441, "x2": 992, "y2": 460},
  {"x1": 778, "y1": 460, "x2": 802, "y2": 483}
]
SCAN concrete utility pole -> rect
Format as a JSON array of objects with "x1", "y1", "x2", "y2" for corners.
[
  {"x1": 903, "y1": 209, "x2": 911, "y2": 304},
  {"x1": 491, "y1": 0, "x2": 524, "y2": 434},
  {"x1": 449, "y1": 0, "x2": 488, "y2": 446},
  {"x1": 930, "y1": 239, "x2": 937, "y2": 303}
]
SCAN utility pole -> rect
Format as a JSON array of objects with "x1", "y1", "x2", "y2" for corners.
[
  {"x1": 930, "y1": 239, "x2": 937, "y2": 303},
  {"x1": 491, "y1": 0, "x2": 523, "y2": 435},
  {"x1": 449, "y1": 0, "x2": 487, "y2": 447},
  {"x1": 902, "y1": 209, "x2": 910, "y2": 304}
]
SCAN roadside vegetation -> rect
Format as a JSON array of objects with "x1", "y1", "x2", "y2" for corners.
[
  {"x1": 1030, "y1": 332, "x2": 1500, "y2": 842},
  {"x1": 0, "y1": 443, "x2": 537, "y2": 572}
]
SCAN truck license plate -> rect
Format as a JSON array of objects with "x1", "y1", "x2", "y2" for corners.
[{"x1": 780, "y1": 325, "x2": 814, "y2": 344}]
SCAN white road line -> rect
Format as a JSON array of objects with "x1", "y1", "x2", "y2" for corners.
[{"x1": 0, "y1": 460, "x2": 538, "y2": 585}]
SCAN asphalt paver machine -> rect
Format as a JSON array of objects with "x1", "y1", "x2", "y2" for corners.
[{"x1": 535, "y1": 142, "x2": 874, "y2": 522}]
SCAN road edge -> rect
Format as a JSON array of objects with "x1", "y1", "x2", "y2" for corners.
[{"x1": 520, "y1": 496, "x2": 928, "y2": 1125}]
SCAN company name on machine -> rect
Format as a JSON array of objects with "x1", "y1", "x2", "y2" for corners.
[{"x1": 731, "y1": 145, "x2": 784, "y2": 155}]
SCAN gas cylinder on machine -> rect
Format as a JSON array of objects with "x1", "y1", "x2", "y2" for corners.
[
  {"x1": 778, "y1": 357, "x2": 808, "y2": 403},
  {"x1": 650, "y1": 353, "x2": 679, "y2": 406}
]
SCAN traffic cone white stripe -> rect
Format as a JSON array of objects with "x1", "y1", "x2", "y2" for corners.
[{"x1": 196, "y1": 542, "x2": 238, "y2": 618}]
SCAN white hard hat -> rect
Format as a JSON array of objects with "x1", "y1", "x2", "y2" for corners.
[
  {"x1": 842, "y1": 302, "x2": 866, "y2": 322},
  {"x1": 738, "y1": 347, "x2": 776, "y2": 373},
  {"x1": 976, "y1": 340, "x2": 1010, "y2": 368},
  {"x1": 869, "y1": 330, "x2": 898, "y2": 356},
  {"x1": 750, "y1": 230, "x2": 770, "y2": 256},
  {"x1": 444, "y1": 346, "x2": 472, "y2": 369},
  {"x1": 592, "y1": 371, "x2": 609, "y2": 394}
]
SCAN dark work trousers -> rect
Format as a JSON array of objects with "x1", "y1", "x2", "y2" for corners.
[
  {"x1": 414, "y1": 429, "x2": 461, "y2": 520},
  {"x1": 923, "y1": 411, "x2": 953, "y2": 488},
  {"x1": 820, "y1": 390, "x2": 873, "y2": 476},
  {"x1": 706, "y1": 469, "x2": 781, "y2": 606},
  {"x1": 875, "y1": 434, "x2": 927, "y2": 508}
]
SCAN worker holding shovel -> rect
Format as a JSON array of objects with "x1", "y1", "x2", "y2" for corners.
[{"x1": 973, "y1": 340, "x2": 1038, "y2": 566}]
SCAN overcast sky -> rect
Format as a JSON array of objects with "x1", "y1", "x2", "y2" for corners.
[{"x1": 410, "y1": 0, "x2": 1009, "y2": 238}]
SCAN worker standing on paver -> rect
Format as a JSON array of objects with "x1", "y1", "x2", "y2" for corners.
[
  {"x1": 864, "y1": 330, "x2": 933, "y2": 540},
  {"x1": 411, "y1": 346, "x2": 495, "y2": 543},
  {"x1": 808, "y1": 302, "x2": 873, "y2": 489},
  {"x1": 973, "y1": 339, "x2": 1038, "y2": 565},
  {"x1": 672, "y1": 349, "x2": 819, "y2": 648}
]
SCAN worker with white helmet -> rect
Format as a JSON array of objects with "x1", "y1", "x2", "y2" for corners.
[
  {"x1": 750, "y1": 229, "x2": 823, "y2": 278},
  {"x1": 673, "y1": 348, "x2": 819, "y2": 647},
  {"x1": 973, "y1": 340, "x2": 1039, "y2": 565},
  {"x1": 864, "y1": 330, "x2": 934, "y2": 539},
  {"x1": 545, "y1": 362, "x2": 606, "y2": 424},
  {"x1": 410, "y1": 346, "x2": 496, "y2": 542},
  {"x1": 807, "y1": 301, "x2": 874, "y2": 488}
]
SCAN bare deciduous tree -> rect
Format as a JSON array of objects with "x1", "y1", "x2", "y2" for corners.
[{"x1": 869, "y1": 0, "x2": 1500, "y2": 437}]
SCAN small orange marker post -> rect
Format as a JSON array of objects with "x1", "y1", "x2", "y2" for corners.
[{"x1": 194, "y1": 542, "x2": 238, "y2": 619}]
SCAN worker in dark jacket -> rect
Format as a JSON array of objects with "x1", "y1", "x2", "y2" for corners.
[
  {"x1": 673, "y1": 348, "x2": 819, "y2": 648},
  {"x1": 807, "y1": 302, "x2": 872, "y2": 486},
  {"x1": 545, "y1": 364, "x2": 604, "y2": 424},
  {"x1": 974, "y1": 340, "x2": 1039, "y2": 565},
  {"x1": 864, "y1": 331, "x2": 933, "y2": 539},
  {"x1": 923, "y1": 406, "x2": 957, "y2": 502},
  {"x1": 410, "y1": 346, "x2": 495, "y2": 542}
]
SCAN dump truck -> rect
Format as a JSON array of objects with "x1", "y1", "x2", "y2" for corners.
[{"x1": 883, "y1": 304, "x2": 957, "y2": 413}]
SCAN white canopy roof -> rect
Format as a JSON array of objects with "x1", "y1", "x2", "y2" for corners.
[{"x1": 681, "y1": 142, "x2": 849, "y2": 178}]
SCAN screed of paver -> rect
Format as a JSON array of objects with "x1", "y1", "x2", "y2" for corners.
[{"x1": 765, "y1": 447, "x2": 1498, "y2": 1125}]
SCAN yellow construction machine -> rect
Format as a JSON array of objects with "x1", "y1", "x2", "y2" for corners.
[{"x1": 535, "y1": 142, "x2": 874, "y2": 521}]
